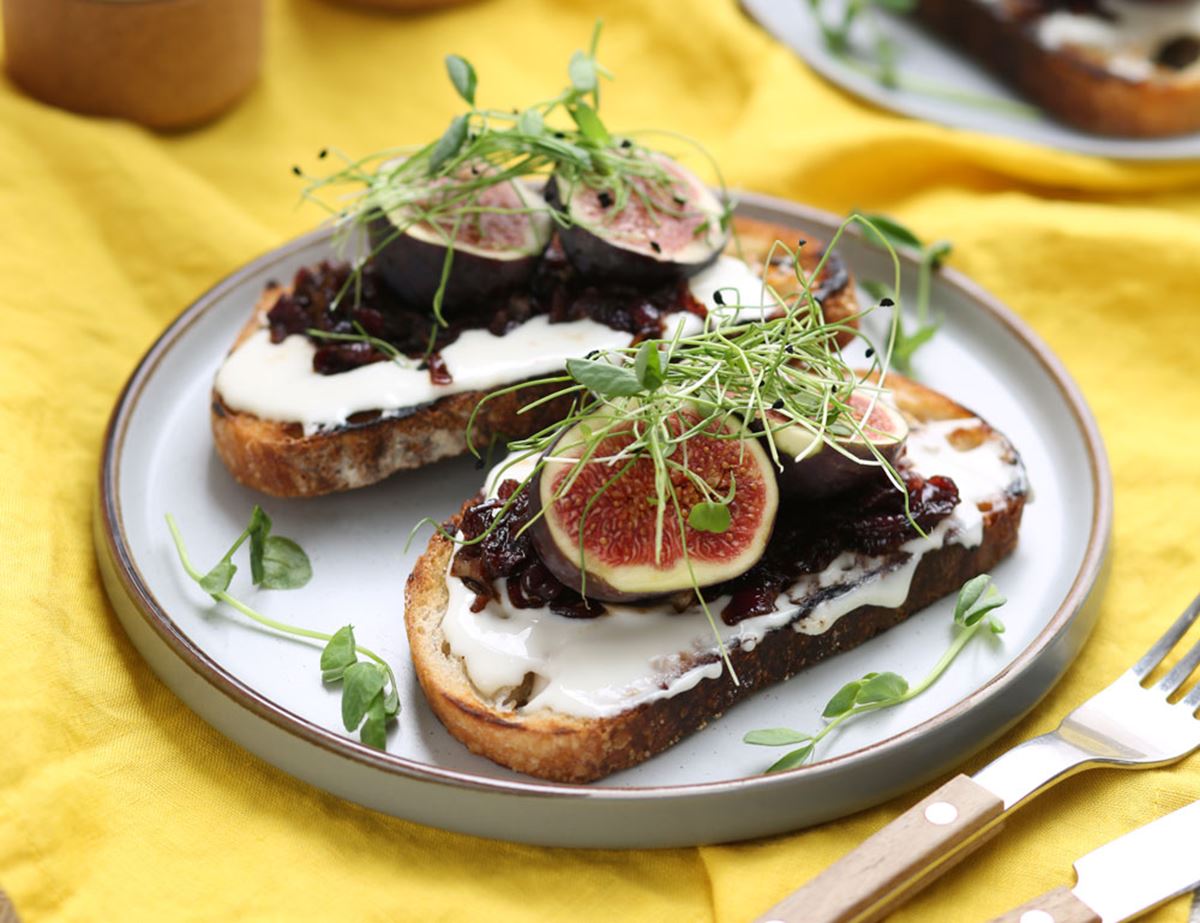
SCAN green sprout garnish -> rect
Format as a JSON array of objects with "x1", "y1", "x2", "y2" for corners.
[
  {"x1": 745, "y1": 574, "x2": 1006, "y2": 771},
  {"x1": 167, "y1": 507, "x2": 401, "y2": 750},
  {"x1": 808, "y1": 0, "x2": 917, "y2": 88},
  {"x1": 803, "y1": 0, "x2": 1040, "y2": 116},
  {"x1": 296, "y1": 21, "x2": 733, "y2": 327},
  {"x1": 413, "y1": 213, "x2": 918, "y2": 683},
  {"x1": 857, "y1": 211, "x2": 950, "y2": 374}
]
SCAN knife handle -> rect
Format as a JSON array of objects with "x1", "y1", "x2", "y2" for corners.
[
  {"x1": 752, "y1": 774, "x2": 1005, "y2": 923},
  {"x1": 986, "y1": 887, "x2": 1100, "y2": 923}
]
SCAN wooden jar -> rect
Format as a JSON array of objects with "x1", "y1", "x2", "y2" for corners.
[{"x1": 2, "y1": 0, "x2": 263, "y2": 130}]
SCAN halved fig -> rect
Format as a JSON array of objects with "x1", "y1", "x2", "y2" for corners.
[
  {"x1": 544, "y1": 152, "x2": 728, "y2": 285},
  {"x1": 767, "y1": 389, "x2": 909, "y2": 500},
  {"x1": 368, "y1": 176, "x2": 552, "y2": 314},
  {"x1": 529, "y1": 412, "x2": 778, "y2": 603}
]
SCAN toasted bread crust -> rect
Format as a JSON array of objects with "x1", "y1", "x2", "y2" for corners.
[
  {"x1": 914, "y1": 0, "x2": 1200, "y2": 137},
  {"x1": 211, "y1": 216, "x2": 859, "y2": 497},
  {"x1": 404, "y1": 375, "x2": 1026, "y2": 783}
]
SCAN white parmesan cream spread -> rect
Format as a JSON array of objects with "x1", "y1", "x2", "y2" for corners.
[
  {"x1": 214, "y1": 255, "x2": 769, "y2": 434},
  {"x1": 440, "y1": 417, "x2": 1026, "y2": 719},
  {"x1": 1036, "y1": 0, "x2": 1200, "y2": 81}
]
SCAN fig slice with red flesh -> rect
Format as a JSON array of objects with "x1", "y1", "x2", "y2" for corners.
[
  {"x1": 368, "y1": 176, "x2": 552, "y2": 315},
  {"x1": 544, "y1": 152, "x2": 728, "y2": 286},
  {"x1": 529, "y1": 412, "x2": 779, "y2": 603},
  {"x1": 768, "y1": 389, "x2": 909, "y2": 500}
]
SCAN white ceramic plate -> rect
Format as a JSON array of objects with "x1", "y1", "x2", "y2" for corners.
[
  {"x1": 94, "y1": 194, "x2": 1111, "y2": 848},
  {"x1": 741, "y1": 0, "x2": 1200, "y2": 161}
]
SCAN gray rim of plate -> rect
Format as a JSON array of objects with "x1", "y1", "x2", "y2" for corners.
[{"x1": 94, "y1": 194, "x2": 1113, "y2": 821}]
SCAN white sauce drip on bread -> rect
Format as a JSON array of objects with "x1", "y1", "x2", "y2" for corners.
[
  {"x1": 214, "y1": 256, "x2": 766, "y2": 435},
  {"x1": 440, "y1": 417, "x2": 1025, "y2": 719}
]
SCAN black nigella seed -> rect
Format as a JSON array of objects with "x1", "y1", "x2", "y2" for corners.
[
  {"x1": 880, "y1": 297, "x2": 895, "y2": 307},
  {"x1": 713, "y1": 291, "x2": 725, "y2": 306},
  {"x1": 797, "y1": 239, "x2": 807, "y2": 248},
  {"x1": 772, "y1": 399, "x2": 785, "y2": 410},
  {"x1": 554, "y1": 131, "x2": 565, "y2": 139},
  {"x1": 318, "y1": 149, "x2": 328, "y2": 159},
  {"x1": 291, "y1": 165, "x2": 302, "y2": 176},
  {"x1": 866, "y1": 347, "x2": 875, "y2": 358},
  {"x1": 785, "y1": 344, "x2": 795, "y2": 354},
  {"x1": 620, "y1": 139, "x2": 632, "y2": 148},
  {"x1": 585, "y1": 349, "x2": 600, "y2": 359},
  {"x1": 650, "y1": 241, "x2": 662, "y2": 253},
  {"x1": 598, "y1": 191, "x2": 613, "y2": 208}
]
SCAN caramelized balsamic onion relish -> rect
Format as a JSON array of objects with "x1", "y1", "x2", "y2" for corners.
[
  {"x1": 265, "y1": 237, "x2": 851, "y2": 384},
  {"x1": 267, "y1": 239, "x2": 707, "y2": 381},
  {"x1": 451, "y1": 466, "x2": 960, "y2": 625}
]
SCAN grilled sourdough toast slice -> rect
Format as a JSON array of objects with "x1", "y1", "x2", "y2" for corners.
[
  {"x1": 404, "y1": 374, "x2": 1027, "y2": 783},
  {"x1": 914, "y1": 0, "x2": 1200, "y2": 137},
  {"x1": 211, "y1": 216, "x2": 859, "y2": 498}
]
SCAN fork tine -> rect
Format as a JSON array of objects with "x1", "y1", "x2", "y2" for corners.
[
  {"x1": 1158, "y1": 633, "x2": 1200, "y2": 696},
  {"x1": 1132, "y1": 592, "x2": 1200, "y2": 680},
  {"x1": 1184, "y1": 682, "x2": 1200, "y2": 710}
]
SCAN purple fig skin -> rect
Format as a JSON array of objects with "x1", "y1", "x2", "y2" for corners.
[
  {"x1": 771, "y1": 396, "x2": 909, "y2": 501},
  {"x1": 367, "y1": 180, "x2": 551, "y2": 316},
  {"x1": 368, "y1": 215, "x2": 543, "y2": 315},
  {"x1": 777, "y1": 440, "x2": 905, "y2": 501},
  {"x1": 545, "y1": 158, "x2": 727, "y2": 286}
]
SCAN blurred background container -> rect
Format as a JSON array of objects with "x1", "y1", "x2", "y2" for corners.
[{"x1": 2, "y1": 0, "x2": 263, "y2": 130}]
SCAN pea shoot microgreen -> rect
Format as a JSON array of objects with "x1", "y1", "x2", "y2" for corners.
[
  {"x1": 167, "y1": 509, "x2": 401, "y2": 749},
  {"x1": 744, "y1": 574, "x2": 1006, "y2": 772},
  {"x1": 858, "y1": 211, "x2": 951, "y2": 374},
  {"x1": 803, "y1": 0, "x2": 1040, "y2": 116},
  {"x1": 297, "y1": 21, "x2": 732, "y2": 327},
  {"x1": 807, "y1": 0, "x2": 916, "y2": 88}
]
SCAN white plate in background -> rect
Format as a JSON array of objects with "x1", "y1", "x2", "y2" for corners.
[{"x1": 741, "y1": 0, "x2": 1200, "y2": 161}]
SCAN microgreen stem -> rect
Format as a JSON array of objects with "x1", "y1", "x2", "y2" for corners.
[
  {"x1": 795, "y1": 615, "x2": 984, "y2": 749},
  {"x1": 298, "y1": 25, "x2": 732, "y2": 328},
  {"x1": 805, "y1": 0, "x2": 1042, "y2": 119},
  {"x1": 746, "y1": 575, "x2": 1006, "y2": 773},
  {"x1": 165, "y1": 515, "x2": 399, "y2": 696}
]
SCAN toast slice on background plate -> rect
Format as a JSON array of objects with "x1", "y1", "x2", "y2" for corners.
[
  {"x1": 211, "y1": 216, "x2": 860, "y2": 498},
  {"x1": 404, "y1": 374, "x2": 1028, "y2": 784},
  {"x1": 914, "y1": 0, "x2": 1200, "y2": 137}
]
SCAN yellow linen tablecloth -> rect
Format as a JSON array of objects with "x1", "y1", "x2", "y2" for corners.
[{"x1": 3, "y1": 1, "x2": 1200, "y2": 920}]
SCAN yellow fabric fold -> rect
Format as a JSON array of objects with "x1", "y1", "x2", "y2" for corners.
[{"x1": 2, "y1": 0, "x2": 1199, "y2": 920}]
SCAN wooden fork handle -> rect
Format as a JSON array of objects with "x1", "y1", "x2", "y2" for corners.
[
  {"x1": 752, "y1": 774, "x2": 1006, "y2": 923},
  {"x1": 986, "y1": 887, "x2": 1100, "y2": 923}
]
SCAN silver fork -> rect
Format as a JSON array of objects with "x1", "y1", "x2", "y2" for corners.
[{"x1": 752, "y1": 593, "x2": 1200, "y2": 923}]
